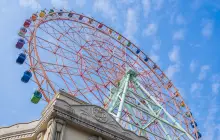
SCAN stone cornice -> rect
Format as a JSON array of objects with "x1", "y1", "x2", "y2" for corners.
[{"x1": 52, "y1": 97, "x2": 147, "y2": 140}]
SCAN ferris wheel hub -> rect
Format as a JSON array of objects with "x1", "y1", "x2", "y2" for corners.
[{"x1": 126, "y1": 68, "x2": 138, "y2": 78}]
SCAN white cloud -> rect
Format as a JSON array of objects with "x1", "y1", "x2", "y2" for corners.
[
  {"x1": 51, "y1": 0, "x2": 68, "y2": 8},
  {"x1": 177, "y1": 87, "x2": 186, "y2": 99},
  {"x1": 93, "y1": 0, "x2": 116, "y2": 21},
  {"x1": 142, "y1": 0, "x2": 151, "y2": 17},
  {"x1": 173, "y1": 29, "x2": 185, "y2": 41},
  {"x1": 152, "y1": 39, "x2": 161, "y2": 51},
  {"x1": 19, "y1": 0, "x2": 41, "y2": 9},
  {"x1": 168, "y1": 46, "x2": 180, "y2": 63},
  {"x1": 153, "y1": 0, "x2": 164, "y2": 11},
  {"x1": 75, "y1": 0, "x2": 86, "y2": 7},
  {"x1": 191, "y1": 0, "x2": 202, "y2": 10},
  {"x1": 166, "y1": 46, "x2": 181, "y2": 79},
  {"x1": 190, "y1": 60, "x2": 197, "y2": 73},
  {"x1": 124, "y1": 8, "x2": 139, "y2": 41},
  {"x1": 202, "y1": 98, "x2": 220, "y2": 139},
  {"x1": 211, "y1": 74, "x2": 220, "y2": 95},
  {"x1": 150, "y1": 51, "x2": 159, "y2": 63},
  {"x1": 165, "y1": 64, "x2": 180, "y2": 79},
  {"x1": 201, "y1": 20, "x2": 213, "y2": 39},
  {"x1": 190, "y1": 82, "x2": 203, "y2": 93},
  {"x1": 118, "y1": 0, "x2": 135, "y2": 4},
  {"x1": 212, "y1": 83, "x2": 220, "y2": 94},
  {"x1": 176, "y1": 14, "x2": 186, "y2": 25},
  {"x1": 198, "y1": 65, "x2": 210, "y2": 80},
  {"x1": 143, "y1": 23, "x2": 157, "y2": 36},
  {"x1": 211, "y1": 74, "x2": 220, "y2": 82}
]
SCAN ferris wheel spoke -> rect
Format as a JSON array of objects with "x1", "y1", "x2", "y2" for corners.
[
  {"x1": 38, "y1": 26, "x2": 79, "y2": 53},
  {"x1": 53, "y1": 19, "x2": 95, "y2": 49},
  {"x1": 61, "y1": 19, "x2": 92, "y2": 46},
  {"x1": 42, "y1": 22, "x2": 81, "y2": 52}
]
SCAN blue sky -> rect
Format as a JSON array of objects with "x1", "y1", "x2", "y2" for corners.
[{"x1": 0, "y1": 0, "x2": 220, "y2": 139}]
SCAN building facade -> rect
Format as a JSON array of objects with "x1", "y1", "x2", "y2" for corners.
[{"x1": 0, "y1": 90, "x2": 147, "y2": 140}]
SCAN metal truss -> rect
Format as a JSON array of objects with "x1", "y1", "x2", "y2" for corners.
[{"x1": 107, "y1": 69, "x2": 194, "y2": 140}]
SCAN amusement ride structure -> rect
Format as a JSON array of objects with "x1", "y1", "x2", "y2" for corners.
[{"x1": 15, "y1": 8, "x2": 201, "y2": 140}]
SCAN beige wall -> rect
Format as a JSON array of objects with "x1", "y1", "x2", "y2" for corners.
[
  {"x1": 43, "y1": 124, "x2": 51, "y2": 140},
  {"x1": 63, "y1": 125, "x2": 91, "y2": 140}
]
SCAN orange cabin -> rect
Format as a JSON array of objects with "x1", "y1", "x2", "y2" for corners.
[
  {"x1": 32, "y1": 14, "x2": 38, "y2": 21},
  {"x1": 174, "y1": 92, "x2": 179, "y2": 97},
  {"x1": 88, "y1": 18, "x2": 93, "y2": 24},
  {"x1": 108, "y1": 29, "x2": 112, "y2": 34},
  {"x1": 180, "y1": 101, "x2": 185, "y2": 107}
]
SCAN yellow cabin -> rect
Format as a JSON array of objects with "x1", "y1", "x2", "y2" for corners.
[
  {"x1": 117, "y1": 35, "x2": 122, "y2": 40},
  {"x1": 39, "y1": 10, "x2": 46, "y2": 18}
]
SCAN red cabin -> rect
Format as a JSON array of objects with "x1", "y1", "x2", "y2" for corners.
[
  {"x1": 98, "y1": 23, "x2": 103, "y2": 28},
  {"x1": 24, "y1": 19, "x2": 31, "y2": 28}
]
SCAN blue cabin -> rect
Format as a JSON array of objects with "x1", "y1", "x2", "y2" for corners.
[
  {"x1": 16, "y1": 39, "x2": 25, "y2": 49},
  {"x1": 68, "y1": 12, "x2": 73, "y2": 18},
  {"x1": 79, "y1": 15, "x2": 83, "y2": 20},
  {"x1": 136, "y1": 49, "x2": 140, "y2": 54},
  {"x1": 144, "y1": 56, "x2": 149, "y2": 62},
  {"x1": 58, "y1": 10, "x2": 63, "y2": 16},
  {"x1": 195, "y1": 132, "x2": 202, "y2": 139},
  {"x1": 21, "y1": 70, "x2": 32, "y2": 83},
  {"x1": 190, "y1": 121, "x2": 197, "y2": 128},
  {"x1": 16, "y1": 53, "x2": 26, "y2": 64}
]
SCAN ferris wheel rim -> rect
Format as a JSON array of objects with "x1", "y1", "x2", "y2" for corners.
[{"x1": 25, "y1": 10, "x2": 199, "y2": 138}]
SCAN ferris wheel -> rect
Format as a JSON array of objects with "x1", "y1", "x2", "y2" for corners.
[{"x1": 15, "y1": 8, "x2": 202, "y2": 140}]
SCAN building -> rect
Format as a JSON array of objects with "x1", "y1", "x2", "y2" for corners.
[{"x1": 0, "y1": 90, "x2": 147, "y2": 140}]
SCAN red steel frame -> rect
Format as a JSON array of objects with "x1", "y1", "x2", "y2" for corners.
[{"x1": 21, "y1": 9, "x2": 200, "y2": 139}]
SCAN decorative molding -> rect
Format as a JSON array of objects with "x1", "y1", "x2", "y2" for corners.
[
  {"x1": 47, "y1": 118, "x2": 54, "y2": 129},
  {"x1": 54, "y1": 104, "x2": 147, "y2": 140},
  {"x1": 54, "y1": 118, "x2": 66, "y2": 140},
  {"x1": 92, "y1": 106, "x2": 108, "y2": 123}
]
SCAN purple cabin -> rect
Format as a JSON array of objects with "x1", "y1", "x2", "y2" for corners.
[{"x1": 16, "y1": 39, "x2": 25, "y2": 49}]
